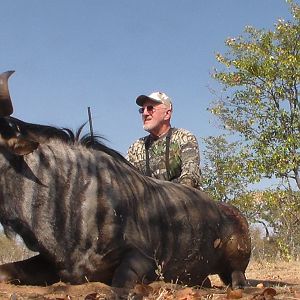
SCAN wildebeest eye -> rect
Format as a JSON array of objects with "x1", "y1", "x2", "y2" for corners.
[
  {"x1": 7, "y1": 120, "x2": 21, "y2": 135},
  {"x1": 0, "y1": 118, "x2": 20, "y2": 139}
]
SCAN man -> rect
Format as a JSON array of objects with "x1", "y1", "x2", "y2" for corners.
[{"x1": 127, "y1": 91, "x2": 201, "y2": 189}]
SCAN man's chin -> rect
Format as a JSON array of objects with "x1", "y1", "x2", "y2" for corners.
[{"x1": 143, "y1": 125, "x2": 152, "y2": 132}]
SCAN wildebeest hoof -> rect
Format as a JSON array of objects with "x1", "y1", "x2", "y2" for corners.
[
  {"x1": 231, "y1": 270, "x2": 248, "y2": 289},
  {"x1": 0, "y1": 271, "x2": 20, "y2": 284}
]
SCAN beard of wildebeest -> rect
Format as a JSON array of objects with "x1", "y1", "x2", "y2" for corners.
[{"x1": 0, "y1": 137, "x2": 251, "y2": 289}]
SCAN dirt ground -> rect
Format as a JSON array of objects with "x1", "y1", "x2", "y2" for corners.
[{"x1": 0, "y1": 260, "x2": 299, "y2": 299}]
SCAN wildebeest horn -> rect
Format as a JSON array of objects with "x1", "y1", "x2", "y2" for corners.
[{"x1": 0, "y1": 70, "x2": 15, "y2": 116}]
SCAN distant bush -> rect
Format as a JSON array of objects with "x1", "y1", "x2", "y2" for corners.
[
  {"x1": 233, "y1": 190, "x2": 300, "y2": 261},
  {"x1": 250, "y1": 226, "x2": 300, "y2": 262}
]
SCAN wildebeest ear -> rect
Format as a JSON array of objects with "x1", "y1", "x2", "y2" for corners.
[{"x1": 6, "y1": 137, "x2": 39, "y2": 155}]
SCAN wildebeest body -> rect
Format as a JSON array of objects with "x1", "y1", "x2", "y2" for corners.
[
  {"x1": 0, "y1": 139, "x2": 250, "y2": 287},
  {"x1": 0, "y1": 70, "x2": 251, "y2": 288}
]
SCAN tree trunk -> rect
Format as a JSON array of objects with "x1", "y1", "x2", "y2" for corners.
[{"x1": 293, "y1": 168, "x2": 300, "y2": 190}]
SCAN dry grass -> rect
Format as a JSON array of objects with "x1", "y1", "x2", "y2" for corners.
[
  {"x1": 0, "y1": 235, "x2": 299, "y2": 299},
  {"x1": 0, "y1": 260, "x2": 298, "y2": 299}
]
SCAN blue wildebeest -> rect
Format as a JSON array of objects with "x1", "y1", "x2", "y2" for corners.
[{"x1": 0, "y1": 70, "x2": 251, "y2": 288}]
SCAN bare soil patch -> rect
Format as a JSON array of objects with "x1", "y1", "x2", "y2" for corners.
[{"x1": 0, "y1": 260, "x2": 299, "y2": 299}]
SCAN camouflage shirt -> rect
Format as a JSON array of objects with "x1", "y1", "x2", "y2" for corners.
[{"x1": 127, "y1": 128, "x2": 201, "y2": 188}]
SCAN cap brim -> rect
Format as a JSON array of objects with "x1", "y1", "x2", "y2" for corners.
[{"x1": 136, "y1": 95, "x2": 162, "y2": 106}]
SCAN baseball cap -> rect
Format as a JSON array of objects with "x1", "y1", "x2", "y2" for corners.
[{"x1": 136, "y1": 92, "x2": 173, "y2": 110}]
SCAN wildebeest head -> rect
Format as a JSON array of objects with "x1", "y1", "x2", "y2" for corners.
[{"x1": 0, "y1": 71, "x2": 39, "y2": 155}]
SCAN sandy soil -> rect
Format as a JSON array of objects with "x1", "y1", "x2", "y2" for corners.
[{"x1": 0, "y1": 260, "x2": 299, "y2": 299}]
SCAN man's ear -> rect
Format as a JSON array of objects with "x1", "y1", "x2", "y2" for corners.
[
  {"x1": 164, "y1": 109, "x2": 172, "y2": 120},
  {"x1": 6, "y1": 137, "x2": 39, "y2": 156}
]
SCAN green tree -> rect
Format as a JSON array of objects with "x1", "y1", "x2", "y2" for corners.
[
  {"x1": 201, "y1": 135, "x2": 249, "y2": 202},
  {"x1": 210, "y1": 1, "x2": 300, "y2": 189},
  {"x1": 201, "y1": 134, "x2": 300, "y2": 258}
]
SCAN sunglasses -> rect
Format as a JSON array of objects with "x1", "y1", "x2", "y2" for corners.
[{"x1": 138, "y1": 105, "x2": 156, "y2": 114}]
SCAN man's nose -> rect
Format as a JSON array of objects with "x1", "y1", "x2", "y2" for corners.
[{"x1": 141, "y1": 107, "x2": 150, "y2": 115}]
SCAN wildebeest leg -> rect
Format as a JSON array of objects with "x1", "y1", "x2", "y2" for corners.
[
  {"x1": 0, "y1": 254, "x2": 60, "y2": 285},
  {"x1": 219, "y1": 270, "x2": 247, "y2": 289},
  {"x1": 111, "y1": 250, "x2": 155, "y2": 288},
  {"x1": 231, "y1": 270, "x2": 247, "y2": 289}
]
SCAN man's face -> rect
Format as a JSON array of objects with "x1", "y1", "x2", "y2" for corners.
[{"x1": 139, "y1": 100, "x2": 169, "y2": 133}]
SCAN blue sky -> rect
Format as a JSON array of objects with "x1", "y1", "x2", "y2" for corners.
[{"x1": 0, "y1": 0, "x2": 296, "y2": 158}]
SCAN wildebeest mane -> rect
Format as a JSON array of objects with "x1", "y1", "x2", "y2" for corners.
[
  {"x1": 9, "y1": 117, "x2": 132, "y2": 167},
  {"x1": 63, "y1": 122, "x2": 132, "y2": 166}
]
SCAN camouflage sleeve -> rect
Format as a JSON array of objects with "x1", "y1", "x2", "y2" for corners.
[
  {"x1": 126, "y1": 139, "x2": 144, "y2": 170},
  {"x1": 175, "y1": 129, "x2": 201, "y2": 189},
  {"x1": 126, "y1": 143, "x2": 137, "y2": 167}
]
